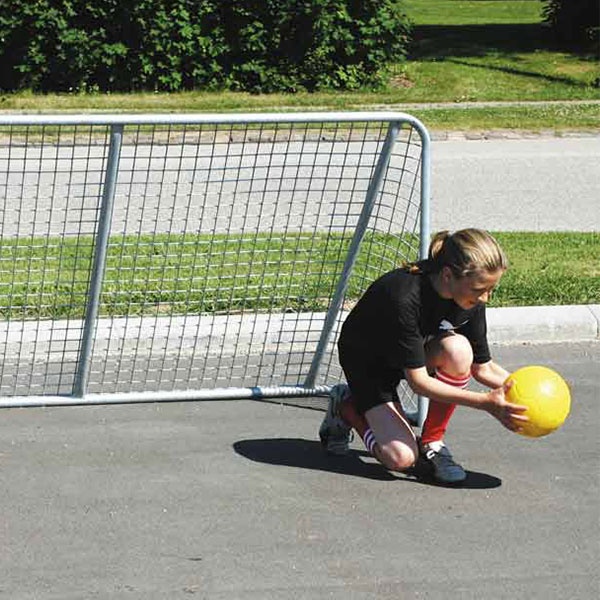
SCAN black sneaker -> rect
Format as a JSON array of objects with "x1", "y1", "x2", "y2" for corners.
[{"x1": 416, "y1": 441, "x2": 467, "y2": 485}]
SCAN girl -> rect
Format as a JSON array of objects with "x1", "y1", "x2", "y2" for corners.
[{"x1": 319, "y1": 228, "x2": 528, "y2": 484}]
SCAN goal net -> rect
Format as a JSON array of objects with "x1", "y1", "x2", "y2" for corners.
[{"x1": 0, "y1": 112, "x2": 430, "y2": 417}]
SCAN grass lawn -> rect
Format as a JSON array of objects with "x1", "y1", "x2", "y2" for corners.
[
  {"x1": 398, "y1": 0, "x2": 599, "y2": 105},
  {"x1": 1, "y1": 0, "x2": 598, "y2": 131},
  {"x1": 1, "y1": 232, "x2": 597, "y2": 319},
  {"x1": 492, "y1": 232, "x2": 599, "y2": 307},
  {"x1": 404, "y1": 0, "x2": 544, "y2": 25}
]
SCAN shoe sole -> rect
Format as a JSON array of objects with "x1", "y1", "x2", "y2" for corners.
[
  {"x1": 319, "y1": 387, "x2": 351, "y2": 455},
  {"x1": 319, "y1": 420, "x2": 350, "y2": 456}
]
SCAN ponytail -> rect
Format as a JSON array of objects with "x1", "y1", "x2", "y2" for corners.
[
  {"x1": 428, "y1": 230, "x2": 451, "y2": 264},
  {"x1": 405, "y1": 229, "x2": 508, "y2": 277}
]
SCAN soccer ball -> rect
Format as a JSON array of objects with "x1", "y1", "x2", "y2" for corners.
[{"x1": 505, "y1": 365, "x2": 571, "y2": 438}]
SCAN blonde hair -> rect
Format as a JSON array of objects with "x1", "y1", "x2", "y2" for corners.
[{"x1": 408, "y1": 229, "x2": 508, "y2": 277}]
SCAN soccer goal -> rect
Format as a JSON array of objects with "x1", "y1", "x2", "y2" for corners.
[{"x1": 0, "y1": 112, "x2": 430, "y2": 422}]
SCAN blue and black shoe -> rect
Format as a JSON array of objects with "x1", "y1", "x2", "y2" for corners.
[{"x1": 416, "y1": 440, "x2": 467, "y2": 485}]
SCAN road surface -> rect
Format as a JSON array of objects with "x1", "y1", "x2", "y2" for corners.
[
  {"x1": 430, "y1": 134, "x2": 600, "y2": 232},
  {"x1": 0, "y1": 341, "x2": 597, "y2": 599},
  {"x1": 1, "y1": 131, "x2": 598, "y2": 237}
]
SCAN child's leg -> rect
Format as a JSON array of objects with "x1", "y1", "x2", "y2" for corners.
[
  {"x1": 336, "y1": 342, "x2": 417, "y2": 470},
  {"x1": 422, "y1": 333, "x2": 473, "y2": 445},
  {"x1": 336, "y1": 395, "x2": 383, "y2": 463},
  {"x1": 337, "y1": 393, "x2": 416, "y2": 471},
  {"x1": 363, "y1": 402, "x2": 418, "y2": 471}
]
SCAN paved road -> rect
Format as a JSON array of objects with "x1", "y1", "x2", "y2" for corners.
[
  {"x1": 2, "y1": 132, "x2": 598, "y2": 238},
  {"x1": 0, "y1": 341, "x2": 598, "y2": 599},
  {"x1": 430, "y1": 135, "x2": 600, "y2": 232}
]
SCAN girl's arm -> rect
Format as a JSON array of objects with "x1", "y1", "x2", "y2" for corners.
[
  {"x1": 471, "y1": 359, "x2": 510, "y2": 389},
  {"x1": 405, "y1": 366, "x2": 527, "y2": 432}
]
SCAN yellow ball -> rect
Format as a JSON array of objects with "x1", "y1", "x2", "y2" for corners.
[{"x1": 505, "y1": 365, "x2": 571, "y2": 438}]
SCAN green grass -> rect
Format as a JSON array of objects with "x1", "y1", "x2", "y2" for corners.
[
  {"x1": 404, "y1": 0, "x2": 543, "y2": 25},
  {"x1": 1, "y1": 232, "x2": 597, "y2": 320},
  {"x1": 0, "y1": 232, "x2": 392, "y2": 319},
  {"x1": 399, "y1": 0, "x2": 600, "y2": 106},
  {"x1": 405, "y1": 102, "x2": 600, "y2": 130},
  {"x1": 492, "y1": 232, "x2": 599, "y2": 306},
  {"x1": 1, "y1": 0, "x2": 598, "y2": 132}
]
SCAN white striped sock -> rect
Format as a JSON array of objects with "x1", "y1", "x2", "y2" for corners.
[
  {"x1": 435, "y1": 369, "x2": 470, "y2": 389},
  {"x1": 363, "y1": 428, "x2": 377, "y2": 454}
]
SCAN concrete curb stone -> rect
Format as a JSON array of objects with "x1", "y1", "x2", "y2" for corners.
[
  {"x1": 2, "y1": 307, "x2": 597, "y2": 359},
  {"x1": 429, "y1": 129, "x2": 600, "y2": 141},
  {"x1": 487, "y1": 304, "x2": 600, "y2": 344}
]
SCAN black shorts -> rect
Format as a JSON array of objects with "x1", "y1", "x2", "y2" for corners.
[{"x1": 338, "y1": 341, "x2": 404, "y2": 415}]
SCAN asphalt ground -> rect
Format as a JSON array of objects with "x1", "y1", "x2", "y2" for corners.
[
  {"x1": 429, "y1": 135, "x2": 600, "y2": 233},
  {"x1": 2, "y1": 133, "x2": 598, "y2": 237},
  {"x1": 0, "y1": 340, "x2": 598, "y2": 599}
]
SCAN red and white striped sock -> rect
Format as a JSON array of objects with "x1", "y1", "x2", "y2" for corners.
[{"x1": 421, "y1": 369, "x2": 470, "y2": 446}]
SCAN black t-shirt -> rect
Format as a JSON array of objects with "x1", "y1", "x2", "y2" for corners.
[{"x1": 339, "y1": 268, "x2": 491, "y2": 372}]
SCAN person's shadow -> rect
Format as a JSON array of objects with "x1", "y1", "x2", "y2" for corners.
[{"x1": 233, "y1": 438, "x2": 502, "y2": 489}]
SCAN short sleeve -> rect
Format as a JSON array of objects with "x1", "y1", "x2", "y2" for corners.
[
  {"x1": 458, "y1": 304, "x2": 491, "y2": 364},
  {"x1": 389, "y1": 297, "x2": 427, "y2": 370}
]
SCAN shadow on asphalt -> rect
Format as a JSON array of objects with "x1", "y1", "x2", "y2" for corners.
[{"x1": 233, "y1": 438, "x2": 502, "y2": 489}]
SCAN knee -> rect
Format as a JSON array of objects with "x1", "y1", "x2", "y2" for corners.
[
  {"x1": 379, "y1": 440, "x2": 418, "y2": 472},
  {"x1": 437, "y1": 334, "x2": 473, "y2": 376}
]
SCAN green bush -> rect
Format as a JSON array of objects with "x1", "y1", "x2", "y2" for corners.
[
  {"x1": 0, "y1": 0, "x2": 225, "y2": 92},
  {"x1": 542, "y1": 0, "x2": 599, "y2": 51},
  {"x1": 0, "y1": 0, "x2": 411, "y2": 93},
  {"x1": 219, "y1": 0, "x2": 412, "y2": 92}
]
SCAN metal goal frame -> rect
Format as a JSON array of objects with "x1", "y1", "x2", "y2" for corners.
[{"x1": 0, "y1": 112, "x2": 430, "y2": 423}]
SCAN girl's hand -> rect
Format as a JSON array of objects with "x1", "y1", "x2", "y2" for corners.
[{"x1": 484, "y1": 380, "x2": 529, "y2": 433}]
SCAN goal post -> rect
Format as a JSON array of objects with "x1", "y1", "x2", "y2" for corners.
[{"x1": 0, "y1": 112, "x2": 430, "y2": 423}]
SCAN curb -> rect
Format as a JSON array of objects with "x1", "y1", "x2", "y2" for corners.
[
  {"x1": 430, "y1": 129, "x2": 600, "y2": 141},
  {"x1": 487, "y1": 304, "x2": 600, "y2": 344},
  {"x1": 0, "y1": 306, "x2": 597, "y2": 358}
]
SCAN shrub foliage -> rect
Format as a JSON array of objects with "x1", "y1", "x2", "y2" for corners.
[{"x1": 0, "y1": 0, "x2": 411, "y2": 93}]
